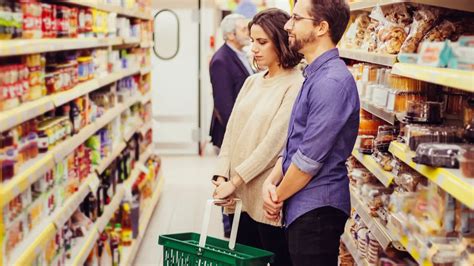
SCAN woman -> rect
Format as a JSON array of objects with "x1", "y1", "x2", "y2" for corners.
[{"x1": 211, "y1": 8, "x2": 303, "y2": 266}]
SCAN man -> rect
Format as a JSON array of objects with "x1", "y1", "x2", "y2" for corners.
[
  {"x1": 262, "y1": 0, "x2": 360, "y2": 265},
  {"x1": 209, "y1": 14, "x2": 253, "y2": 149},
  {"x1": 210, "y1": 13, "x2": 253, "y2": 238}
]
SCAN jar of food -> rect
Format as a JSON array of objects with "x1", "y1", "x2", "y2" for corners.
[
  {"x1": 78, "y1": 55, "x2": 93, "y2": 82},
  {"x1": 459, "y1": 147, "x2": 474, "y2": 178},
  {"x1": 406, "y1": 101, "x2": 443, "y2": 124},
  {"x1": 358, "y1": 135, "x2": 375, "y2": 155}
]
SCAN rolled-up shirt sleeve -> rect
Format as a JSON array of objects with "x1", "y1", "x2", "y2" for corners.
[{"x1": 291, "y1": 76, "x2": 356, "y2": 177}]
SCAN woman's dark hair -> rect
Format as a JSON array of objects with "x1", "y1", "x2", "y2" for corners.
[{"x1": 248, "y1": 8, "x2": 302, "y2": 69}]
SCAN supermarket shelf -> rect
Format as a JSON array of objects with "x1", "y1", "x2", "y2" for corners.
[
  {"x1": 0, "y1": 154, "x2": 55, "y2": 207},
  {"x1": 57, "y1": 0, "x2": 152, "y2": 20},
  {"x1": 349, "y1": 0, "x2": 474, "y2": 13},
  {"x1": 392, "y1": 63, "x2": 474, "y2": 93},
  {"x1": 361, "y1": 100, "x2": 397, "y2": 125},
  {"x1": 141, "y1": 41, "x2": 154, "y2": 48},
  {"x1": 121, "y1": 175, "x2": 164, "y2": 266},
  {"x1": 124, "y1": 120, "x2": 144, "y2": 142},
  {"x1": 387, "y1": 214, "x2": 433, "y2": 266},
  {"x1": 389, "y1": 142, "x2": 474, "y2": 209},
  {"x1": 352, "y1": 149, "x2": 395, "y2": 187},
  {"x1": 71, "y1": 186, "x2": 125, "y2": 266},
  {"x1": 96, "y1": 186, "x2": 125, "y2": 233},
  {"x1": 8, "y1": 174, "x2": 99, "y2": 265},
  {"x1": 339, "y1": 48, "x2": 397, "y2": 67},
  {"x1": 139, "y1": 175, "x2": 164, "y2": 234},
  {"x1": 0, "y1": 98, "x2": 55, "y2": 132},
  {"x1": 139, "y1": 121, "x2": 152, "y2": 136},
  {"x1": 52, "y1": 105, "x2": 122, "y2": 162},
  {"x1": 140, "y1": 66, "x2": 153, "y2": 75},
  {"x1": 13, "y1": 224, "x2": 57, "y2": 266},
  {"x1": 123, "y1": 37, "x2": 141, "y2": 45},
  {"x1": 53, "y1": 174, "x2": 100, "y2": 229},
  {"x1": 53, "y1": 66, "x2": 140, "y2": 107},
  {"x1": 0, "y1": 37, "x2": 122, "y2": 57},
  {"x1": 350, "y1": 190, "x2": 395, "y2": 250},
  {"x1": 141, "y1": 92, "x2": 151, "y2": 104},
  {"x1": 0, "y1": 66, "x2": 140, "y2": 133},
  {"x1": 124, "y1": 146, "x2": 153, "y2": 189},
  {"x1": 341, "y1": 231, "x2": 369, "y2": 266},
  {"x1": 121, "y1": 179, "x2": 163, "y2": 266},
  {"x1": 96, "y1": 141, "x2": 127, "y2": 174}
]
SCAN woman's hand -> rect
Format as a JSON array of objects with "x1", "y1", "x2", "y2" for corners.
[
  {"x1": 213, "y1": 180, "x2": 237, "y2": 199},
  {"x1": 212, "y1": 176, "x2": 227, "y2": 187}
]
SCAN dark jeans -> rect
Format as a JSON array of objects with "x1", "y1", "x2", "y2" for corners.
[
  {"x1": 285, "y1": 206, "x2": 348, "y2": 266},
  {"x1": 229, "y1": 212, "x2": 292, "y2": 266}
]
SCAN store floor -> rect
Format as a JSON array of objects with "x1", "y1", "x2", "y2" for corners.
[{"x1": 133, "y1": 154, "x2": 224, "y2": 265}]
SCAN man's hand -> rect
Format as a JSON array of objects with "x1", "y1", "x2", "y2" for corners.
[
  {"x1": 212, "y1": 176, "x2": 227, "y2": 187},
  {"x1": 262, "y1": 180, "x2": 283, "y2": 221},
  {"x1": 213, "y1": 181, "x2": 237, "y2": 200}
]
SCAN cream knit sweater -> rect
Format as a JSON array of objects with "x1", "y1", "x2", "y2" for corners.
[{"x1": 214, "y1": 67, "x2": 304, "y2": 226}]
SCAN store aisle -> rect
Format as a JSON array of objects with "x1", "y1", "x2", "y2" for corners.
[{"x1": 134, "y1": 155, "x2": 224, "y2": 265}]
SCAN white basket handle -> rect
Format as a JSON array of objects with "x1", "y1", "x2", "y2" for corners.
[{"x1": 199, "y1": 199, "x2": 242, "y2": 250}]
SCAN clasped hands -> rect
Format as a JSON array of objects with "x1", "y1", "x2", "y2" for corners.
[
  {"x1": 211, "y1": 176, "x2": 283, "y2": 221},
  {"x1": 212, "y1": 176, "x2": 237, "y2": 207}
]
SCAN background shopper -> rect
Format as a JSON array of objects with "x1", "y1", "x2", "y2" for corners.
[
  {"x1": 262, "y1": 1, "x2": 360, "y2": 265},
  {"x1": 212, "y1": 8, "x2": 303, "y2": 266}
]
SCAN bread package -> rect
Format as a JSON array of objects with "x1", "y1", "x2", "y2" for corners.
[
  {"x1": 423, "y1": 19, "x2": 457, "y2": 42},
  {"x1": 401, "y1": 7, "x2": 440, "y2": 53}
]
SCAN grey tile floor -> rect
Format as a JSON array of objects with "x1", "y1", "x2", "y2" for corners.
[{"x1": 133, "y1": 155, "x2": 224, "y2": 265}]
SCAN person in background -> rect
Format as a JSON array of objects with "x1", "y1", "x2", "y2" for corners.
[
  {"x1": 209, "y1": 13, "x2": 253, "y2": 238},
  {"x1": 212, "y1": 8, "x2": 303, "y2": 266},
  {"x1": 262, "y1": 0, "x2": 360, "y2": 265}
]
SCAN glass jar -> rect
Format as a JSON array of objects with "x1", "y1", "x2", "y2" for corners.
[
  {"x1": 459, "y1": 147, "x2": 474, "y2": 178},
  {"x1": 406, "y1": 101, "x2": 443, "y2": 124},
  {"x1": 358, "y1": 135, "x2": 375, "y2": 155}
]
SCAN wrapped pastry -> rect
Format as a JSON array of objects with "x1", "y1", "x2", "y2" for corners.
[
  {"x1": 401, "y1": 7, "x2": 440, "y2": 53},
  {"x1": 361, "y1": 19, "x2": 380, "y2": 52},
  {"x1": 423, "y1": 19, "x2": 457, "y2": 42},
  {"x1": 383, "y1": 3, "x2": 413, "y2": 27},
  {"x1": 377, "y1": 26, "x2": 408, "y2": 54},
  {"x1": 354, "y1": 13, "x2": 371, "y2": 47}
]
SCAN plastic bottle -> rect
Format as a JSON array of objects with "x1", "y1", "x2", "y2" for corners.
[{"x1": 121, "y1": 203, "x2": 132, "y2": 246}]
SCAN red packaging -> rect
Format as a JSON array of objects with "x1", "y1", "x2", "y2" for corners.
[
  {"x1": 56, "y1": 5, "x2": 70, "y2": 38},
  {"x1": 69, "y1": 7, "x2": 78, "y2": 38},
  {"x1": 21, "y1": 0, "x2": 42, "y2": 39},
  {"x1": 41, "y1": 3, "x2": 52, "y2": 38},
  {"x1": 85, "y1": 8, "x2": 93, "y2": 33}
]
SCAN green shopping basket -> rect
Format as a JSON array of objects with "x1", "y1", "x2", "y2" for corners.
[{"x1": 158, "y1": 199, "x2": 274, "y2": 266}]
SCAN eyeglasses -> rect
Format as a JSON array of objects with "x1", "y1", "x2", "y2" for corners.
[{"x1": 288, "y1": 14, "x2": 319, "y2": 27}]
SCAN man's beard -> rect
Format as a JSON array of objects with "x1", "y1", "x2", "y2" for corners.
[
  {"x1": 290, "y1": 32, "x2": 317, "y2": 53},
  {"x1": 236, "y1": 35, "x2": 251, "y2": 47}
]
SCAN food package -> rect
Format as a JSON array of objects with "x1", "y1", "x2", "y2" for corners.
[
  {"x1": 383, "y1": 3, "x2": 413, "y2": 27},
  {"x1": 401, "y1": 7, "x2": 440, "y2": 53},
  {"x1": 361, "y1": 19, "x2": 380, "y2": 52},
  {"x1": 352, "y1": 13, "x2": 371, "y2": 48},
  {"x1": 413, "y1": 143, "x2": 462, "y2": 168},
  {"x1": 422, "y1": 19, "x2": 457, "y2": 42},
  {"x1": 377, "y1": 26, "x2": 408, "y2": 54},
  {"x1": 449, "y1": 41, "x2": 474, "y2": 70}
]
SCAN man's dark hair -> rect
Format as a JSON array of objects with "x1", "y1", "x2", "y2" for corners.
[
  {"x1": 308, "y1": 0, "x2": 350, "y2": 44},
  {"x1": 249, "y1": 8, "x2": 303, "y2": 69}
]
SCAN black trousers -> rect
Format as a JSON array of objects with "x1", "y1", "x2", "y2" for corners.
[
  {"x1": 285, "y1": 206, "x2": 348, "y2": 266},
  {"x1": 229, "y1": 212, "x2": 292, "y2": 266}
]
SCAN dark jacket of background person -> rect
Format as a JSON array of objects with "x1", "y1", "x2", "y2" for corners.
[{"x1": 209, "y1": 43, "x2": 251, "y2": 148}]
